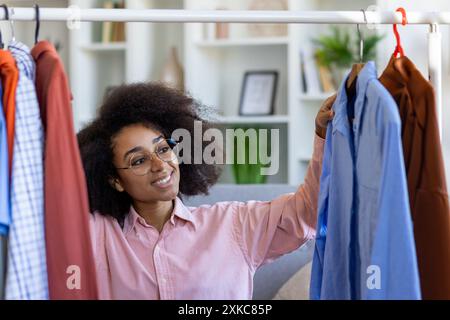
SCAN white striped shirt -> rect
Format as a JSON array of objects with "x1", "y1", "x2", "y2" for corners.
[{"x1": 5, "y1": 41, "x2": 48, "y2": 300}]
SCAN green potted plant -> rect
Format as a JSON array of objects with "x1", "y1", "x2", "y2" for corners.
[
  {"x1": 232, "y1": 125, "x2": 268, "y2": 184},
  {"x1": 313, "y1": 26, "x2": 384, "y2": 86}
]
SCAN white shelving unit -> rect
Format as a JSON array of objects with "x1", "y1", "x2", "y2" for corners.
[
  {"x1": 69, "y1": 0, "x2": 184, "y2": 128},
  {"x1": 184, "y1": 0, "x2": 290, "y2": 184},
  {"x1": 80, "y1": 42, "x2": 127, "y2": 51},
  {"x1": 67, "y1": 0, "x2": 382, "y2": 185},
  {"x1": 195, "y1": 36, "x2": 289, "y2": 48}
]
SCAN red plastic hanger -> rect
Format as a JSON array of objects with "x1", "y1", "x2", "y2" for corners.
[{"x1": 393, "y1": 7, "x2": 408, "y2": 57}]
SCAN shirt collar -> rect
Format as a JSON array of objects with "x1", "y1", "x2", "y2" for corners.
[
  {"x1": 332, "y1": 61, "x2": 377, "y2": 136},
  {"x1": 0, "y1": 49, "x2": 16, "y2": 68},
  {"x1": 380, "y1": 54, "x2": 424, "y2": 93},
  {"x1": 31, "y1": 40, "x2": 58, "y2": 62},
  {"x1": 123, "y1": 197, "x2": 195, "y2": 235},
  {"x1": 9, "y1": 41, "x2": 35, "y2": 79},
  {"x1": 354, "y1": 61, "x2": 377, "y2": 130},
  {"x1": 331, "y1": 72, "x2": 350, "y2": 135}
]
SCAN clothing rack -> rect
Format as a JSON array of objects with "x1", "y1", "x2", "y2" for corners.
[{"x1": 0, "y1": 8, "x2": 444, "y2": 137}]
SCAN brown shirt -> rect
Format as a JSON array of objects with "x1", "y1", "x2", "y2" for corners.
[
  {"x1": 31, "y1": 41, "x2": 98, "y2": 299},
  {"x1": 380, "y1": 56, "x2": 450, "y2": 299}
]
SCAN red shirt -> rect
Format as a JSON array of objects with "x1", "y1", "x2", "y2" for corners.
[{"x1": 31, "y1": 41, "x2": 98, "y2": 299}]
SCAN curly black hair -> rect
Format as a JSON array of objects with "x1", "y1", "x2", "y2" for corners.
[{"x1": 77, "y1": 82, "x2": 223, "y2": 222}]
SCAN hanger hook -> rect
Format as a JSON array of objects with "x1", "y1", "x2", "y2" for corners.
[
  {"x1": 393, "y1": 7, "x2": 408, "y2": 58},
  {"x1": 0, "y1": 4, "x2": 8, "y2": 21},
  {"x1": 0, "y1": 4, "x2": 14, "y2": 44},
  {"x1": 9, "y1": 7, "x2": 15, "y2": 43},
  {"x1": 357, "y1": 9, "x2": 367, "y2": 63},
  {"x1": 34, "y1": 4, "x2": 40, "y2": 44},
  {"x1": 0, "y1": 4, "x2": 7, "y2": 49}
]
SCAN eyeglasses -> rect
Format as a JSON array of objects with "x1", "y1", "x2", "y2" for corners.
[{"x1": 115, "y1": 138, "x2": 179, "y2": 176}]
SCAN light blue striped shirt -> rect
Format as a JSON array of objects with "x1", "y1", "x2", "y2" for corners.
[{"x1": 5, "y1": 41, "x2": 48, "y2": 300}]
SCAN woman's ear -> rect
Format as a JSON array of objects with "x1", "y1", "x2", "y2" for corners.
[{"x1": 109, "y1": 176, "x2": 125, "y2": 192}]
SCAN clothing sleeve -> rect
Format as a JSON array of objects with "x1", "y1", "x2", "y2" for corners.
[
  {"x1": 88, "y1": 213, "x2": 99, "y2": 264},
  {"x1": 88, "y1": 212, "x2": 113, "y2": 300},
  {"x1": 310, "y1": 123, "x2": 333, "y2": 299},
  {"x1": 232, "y1": 135, "x2": 325, "y2": 270},
  {"x1": 368, "y1": 100, "x2": 421, "y2": 299},
  {"x1": 88, "y1": 212, "x2": 107, "y2": 272}
]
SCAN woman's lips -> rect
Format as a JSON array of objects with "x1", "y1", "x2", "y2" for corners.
[{"x1": 151, "y1": 171, "x2": 174, "y2": 189}]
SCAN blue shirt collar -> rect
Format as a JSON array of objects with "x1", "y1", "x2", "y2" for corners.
[{"x1": 332, "y1": 61, "x2": 377, "y2": 136}]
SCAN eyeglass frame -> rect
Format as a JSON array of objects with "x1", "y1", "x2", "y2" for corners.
[{"x1": 114, "y1": 137, "x2": 180, "y2": 175}]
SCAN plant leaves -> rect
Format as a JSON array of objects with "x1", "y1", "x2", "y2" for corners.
[{"x1": 313, "y1": 26, "x2": 384, "y2": 68}]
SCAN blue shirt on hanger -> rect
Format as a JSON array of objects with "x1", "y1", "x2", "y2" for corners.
[
  {"x1": 310, "y1": 61, "x2": 421, "y2": 300},
  {"x1": 0, "y1": 82, "x2": 10, "y2": 236}
]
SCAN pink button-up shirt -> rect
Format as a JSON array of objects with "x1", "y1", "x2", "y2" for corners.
[{"x1": 89, "y1": 135, "x2": 324, "y2": 299}]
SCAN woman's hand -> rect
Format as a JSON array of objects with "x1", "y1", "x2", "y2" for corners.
[{"x1": 315, "y1": 93, "x2": 336, "y2": 139}]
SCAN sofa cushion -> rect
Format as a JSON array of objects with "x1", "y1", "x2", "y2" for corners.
[{"x1": 273, "y1": 261, "x2": 312, "y2": 300}]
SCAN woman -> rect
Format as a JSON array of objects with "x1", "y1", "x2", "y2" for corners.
[{"x1": 77, "y1": 82, "x2": 334, "y2": 299}]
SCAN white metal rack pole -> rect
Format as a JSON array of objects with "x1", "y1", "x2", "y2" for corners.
[
  {"x1": 0, "y1": 8, "x2": 448, "y2": 24},
  {"x1": 0, "y1": 8, "x2": 445, "y2": 136}
]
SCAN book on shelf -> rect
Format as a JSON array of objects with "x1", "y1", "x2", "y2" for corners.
[
  {"x1": 101, "y1": 0, "x2": 126, "y2": 43},
  {"x1": 299, "y1": 45, "x2": 336, "y2": 97},
  {"x1": 101, "y1": 1, "x2": 113, "y2": 43},
  {"x1": 317, "y1": 63, "x2": 336, "y2": 93},
  {"x1": 300, "y1": 45, "x2": 321, "y2": 96},
  {"x1": 299, "y1": 50, "x2": 308, "y2": 93},
  {"x1": 112, "y1": 0, "x2": 126, "y2": 42}
]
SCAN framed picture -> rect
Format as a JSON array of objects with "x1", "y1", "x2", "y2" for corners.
[{"x1": 239, "y1": 71, "x2": 278, "y2": 116}]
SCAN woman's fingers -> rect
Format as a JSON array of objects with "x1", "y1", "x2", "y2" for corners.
[{"x1": 316, "y1": 94, "x2": 336, "y2": 129}]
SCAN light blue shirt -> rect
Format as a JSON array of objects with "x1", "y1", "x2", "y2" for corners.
[
  {"x1": 0, "y1": 82, "x2": 9, "y2": 236},
  {"x1": 310, "y1": 61, "x2": 421, "y2": 299}
]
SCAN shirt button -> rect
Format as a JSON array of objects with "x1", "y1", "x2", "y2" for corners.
[{"x1": 161, "y1": 278, "x2": 167, "y2": 284}]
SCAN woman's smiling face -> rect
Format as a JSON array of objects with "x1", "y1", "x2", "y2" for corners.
[{"x1": 110, "y1": 124, "x2": 180, "y2": 203}]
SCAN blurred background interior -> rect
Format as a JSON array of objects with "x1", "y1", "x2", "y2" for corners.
[{"x1": 2, "y1": 0, "x2": 450, "y2": 187}]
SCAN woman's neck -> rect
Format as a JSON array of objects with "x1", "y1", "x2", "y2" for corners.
[{"x1": 132, "y1": 199, "x2": 174, "y2": 233}]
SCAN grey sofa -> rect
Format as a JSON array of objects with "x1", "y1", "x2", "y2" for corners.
[{"x1": 183, "y1": 184, "x2": 314, "y2": 300}]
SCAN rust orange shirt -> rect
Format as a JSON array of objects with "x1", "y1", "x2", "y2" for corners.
[{"x1": 31, "y1": 41, "x2": 98, "y2": 300}]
